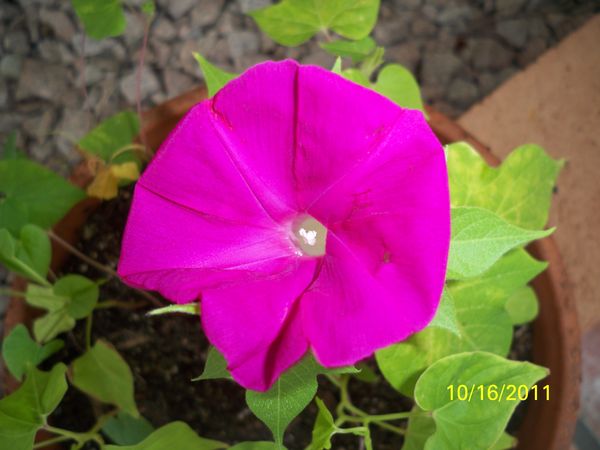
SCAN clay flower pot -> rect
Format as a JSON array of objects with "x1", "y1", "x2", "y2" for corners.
[{"x1": 3, "y1": 87, "x2": 580, "y2": 450}]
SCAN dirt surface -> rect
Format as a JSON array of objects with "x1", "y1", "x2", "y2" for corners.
[{"x1": 44, "y1": 186, "x2": 531, "y2": 449}]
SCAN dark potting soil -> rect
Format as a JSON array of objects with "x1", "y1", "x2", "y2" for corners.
[{"x1": 44, "y1": 187, "x2": 532, "y2": 449}]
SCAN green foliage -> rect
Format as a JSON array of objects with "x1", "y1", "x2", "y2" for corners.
[
  {"x1": 402, "y1": 408, "x2": 435, "y2": 450},
  {"x1": 0, "y1": 159, "x2": 85, "y2": 235},
  {"x1": 505, "y1": 286, "x2": 539, "y2": 325},
  {"x1": 331, "y1": 57, "x2": 342, "y2": 74},
  {"x1": 102, "y1": 412, "x2": 155, "y2": 446},
  {"x1": 249, "y1": 0, "x2": 380, "y2": 46},
  {"x1": 320, "y1": 36, "x2": 376, "y2": 62},
  {"x1": 245, "y1": 356, "x2": 322, "y2": 446},
  {"x1": 0, "y1": 225, "x2": 51, "y2": 286},
  {"x1": 147, "y1": 303, "x2": 199, "y2": 316},
  {"x1": 490, "y1": 432, "x2": 517, "y2": 450},
  {"x1": 0, "y1": 364, "x2": 67, "y2": 450},
  {"x1": 447, "y1": 207, "x2": 553, "y2": 279},
  {"x1": 78, "y1": 111, "x2": 140, "y2": 164},
  {"x1": 26, "y1": 274, "x2": 99, "y2": 342},
  {"x1": 192, "y1": 346, "x2": 231, "y2": 381},
  {"x1": 446, "y1": 142, "x2": 563, "y2": 229},
  {"x1": 70, "y1": 340, "x2": 139, "y2": 417},
  {"x1": 413, "y1": 352, "x2": 547, "y2": 449},
  {"x1": 428, "y1": 290, "x2": 460, "y2": 336},
  {"x1": 71, "y1": 0, "x2": 126, "y2": 40},
  {"x1": 373, "y1": 64, "x2": 424, "y2": 111},
  {"x1": 307, "y1": 398, "x2": 335, "y2": 450},
  {"x1": 194, "y1": 53, "x2": 238, "y2": 97},
  {"x1": 105, "y1": 421, "x2": 227, "y2": 450},
  {"x1": 141, "y1": 0, "x2": 155, "y2": 18},
  {"x1": 342, "y1": 64, "x2": 424, "y2": 112},
  {"x1": 1, "y1": 324, "x2": 63, "y2": 381}
]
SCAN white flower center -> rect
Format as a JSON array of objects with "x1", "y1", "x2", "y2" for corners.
[{"x1": 291, "y1": 216, "x2": 327, "y2": 257}]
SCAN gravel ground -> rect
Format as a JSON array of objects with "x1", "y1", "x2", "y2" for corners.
[{"x1": 0, "y1": 0, "x2": 597, "y2": 393}]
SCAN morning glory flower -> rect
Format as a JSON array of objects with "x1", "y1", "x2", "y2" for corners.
[{"x1": 118, "y1": 60, "x2": 450, "y2": 391}]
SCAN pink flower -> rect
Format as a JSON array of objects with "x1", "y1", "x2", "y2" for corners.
[{"x1": 118, "y1": 60, "x2": 450, "y2": 391}]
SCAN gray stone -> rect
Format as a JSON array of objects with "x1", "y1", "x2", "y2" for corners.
[
  {"x1": 16, "y1": 59, "x2": 70, "y2": 102},
  {"x1": 159, "y1": 0, "x2": 196, "y2": 20},
  {"x1": 163, "y1": 69, "x2": 196, "y2": 98},
  {"x1": 468, "y1": 38, "x2": 514, "y2": 70},
  {"x1": 191, "y1": 0, "x2": 225, "y2": 27},
  {"x1": 386, "y1": 42, "x2": 421, "y2": 73},
  {"x1": 301, "y1": 49, "x2": 333, "y2": 68},
  {"x1": 0, "y1": 112, "x2": 24, "y2": 135},
  {"x1": 478, "y1": 67, "x2": 517, "y2": 96},
  {"x1": 177, "y1": 18, "x2": 202, "y2": 41},
  {"x1": 3, "y1": 31, "x2": 30, "y2": 55},
  {"x1": 238, "y1": 0, "x2": 271, "y2": 13},
  {"x1": 22, "y1": 108, "x2": 56, "y2": 143},
  {"x1": 496, "y1": 0, "x2": 527, "y2": 17},
  {"x1": 447, "y1": 78, "x2": 479, "y2": 107},
  {"x1": 119, "y1": 66, "x2": 161, "y2": 104},
  {"x1": 218, "y1": 10, "x2": 245, "y2": 34},
  {"x1": 149, "y1": 40, "x2": 172, "y2": 67},
  {"x1": 528, "y1": 18, "x2": 550, "y2": 41},
  {"x1": 517, "y1": 37, "x2": 547, "y2": 67},
  {"x1": 0, "y1": 80, "x2": 7, "y2": 109},
  {"x1": 496, "y1": 19, "x2": 528, "y2": 49},
  {"x1": 392, "y1": 0, "x2": 422, "y2": 11},
  {"x1": 37, "y1": 40, "x2": 74, "y2": 63},
  {"x1": 411, "y1": 17, "x2": 436, "y2": 37},
  {"x1": 39, "y1": 8, "x2": 76, "y2": 41},
  {"x1": 373, "y1": 17, "x2": 411, "y2": 46},
  {"x1": 176, "y1": 40, "x2": 204, "y2": 74},
  {"x1": 55, "y1": 109, "x2": 94, "y2": 157},
  {"x1": 227, "y1": 31, "x2": 260, "y2": 68},
  {"x1": 153, "y1": 17, "x2": 177, "y2": 41},
  {"x1": 436, "y1": 5, "x2": 472, "y2": 27},
  {"x1": 0, "y1": 54, "x2": 23, "y2": 80},
  {"x1": 421, "y1": 52, "x2": 463, "y2": 86},
  {"x1": 124, "y1": 12, "x2": 146, "y2": 45}
]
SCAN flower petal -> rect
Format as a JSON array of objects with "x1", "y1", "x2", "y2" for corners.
[
  {"x1": 201, "y1": 259, "x2": 316, "y2": 390},
  {"x1": 118, "y1": 186, "x2": 297, "y2": 302},
  {"x1": 301, "y1": 111, "x2": 450, "y2": 366},
  {"x1": 294, "y1": 64, "x2": 401, "y2": 211},
  {"x1": 211, "y1": 60, "x2": 300, "y2": 220}
]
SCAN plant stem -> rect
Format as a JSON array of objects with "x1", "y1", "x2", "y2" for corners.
[
  {"x1": 47, "y1": 230, "x2": 163, "y2": 307},
  {"x1": 33, "y1": 435, "x2": 72, "y2": 449},
  {"x1": 95, "y1": 299, "x2": 148, "y2": 310},
  {"x1": 44, "y1": 425, "x2": 87, "y2": 442}
]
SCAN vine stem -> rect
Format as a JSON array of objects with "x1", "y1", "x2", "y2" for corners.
[
  {"x1": 47, "y1": 230, "x2": 163, "y2": 307},
  {"x1": 33, "y1": 435, "x2": 72, "y2": 449},
  {"x1": 0, "y1": 288, "x2": 27, "y2": 298}
]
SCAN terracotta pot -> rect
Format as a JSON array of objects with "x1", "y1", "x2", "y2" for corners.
[{"x1": 3, "y1": 88, "x2": 579, "y2": 450}]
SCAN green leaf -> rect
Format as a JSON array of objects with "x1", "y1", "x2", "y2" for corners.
[
  {"x1": 0, "y1": 225, "x2": 51, "y2": 286},
  {"x1": 230, "y1": 443, "x2": 278, "y2": 450},
  {"x1": 0, "y1": 364, "x2": 67, "y2": 450},
  {"x1": 331, "y1": 57, "x2": 342, "y2": 74},
  {"x1": 342, "y1": 68, "x2": 369, "y2": 86},
  {"x1": 2, "y1": 131, "x2": 26, "y2": 160},
  {"x1": 401, "y1": 407, "x2": 435, "y2": 450},
  {"x1": 320, "y1": 36, "x2": 376, "y2": 62},
  {"x1": 307, "y1": 397, "x2": 335, "y2": 450},
  {"x1": 489, "y1": 432, "x2": 517, "y2": 450},
  {"x1": 71, "y1": 340, "x2": 139, "y2": 417},
  {"x1": 78, "y1": 111, "x2": 140, "y2": 164},
  {"x1": 56, "y1": 274, "x2": 99, "y2": 319},
  {"x1": 353, "y1": 362, "x2": 378, "y2": 383},
  {"x1": 102, "y1": 412, "x2": 155, "y2": 446},
  {"x1": 1, "y1": 324, "x2": 63, "y2": 381},
  {"x1": 359, "y1": 45, "x2": 384, "y2": 79},
  {"x1": 193, "y1": 53, "x2": 237, "y2": 97},
  {"x1": 447, "y1": 142, "x2": 563, "y2": 229},
  {"x1": 246, "y1": 355, "x2": 321, "y2": 446},
  {"x1": 147, "y1": 303, "x2": 199, "y2": 316},
  {"x1": 373, "y1": 64, "x2": 424, "y2": 112},
  {"x1": 414, "y1": 352, "x2": 547, "y2": 450},
  {"x1": 447, "y1": 248, "x2": 547, "y2": 309},
  {"x1": 428, "y1": 290, "x2": 460, "y2": 337},
  {"x1": 105, "y1": 421, "x2": 227, "y2": 450},
  {"x1": 447, "y1": 207, "x2": 552, "y2": 279},
  {"x1": 192, "y1": 346, "x2": 232, "y2": 381},
  {"x1": 249, "y1": 0, "x2": 380, "y2": 46},
  {"x1": 71, "y1": 0, "x2": 126, "y2": 40},
  {"x1": 505, "y1": 286, "x2": 539, "y2": 325},
  {"x1": 0, "y1": 159, "x2": 85, "y2": 235},
  {"x1": 25, "y1": 275, "x2": 98, "y2": 342}
]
